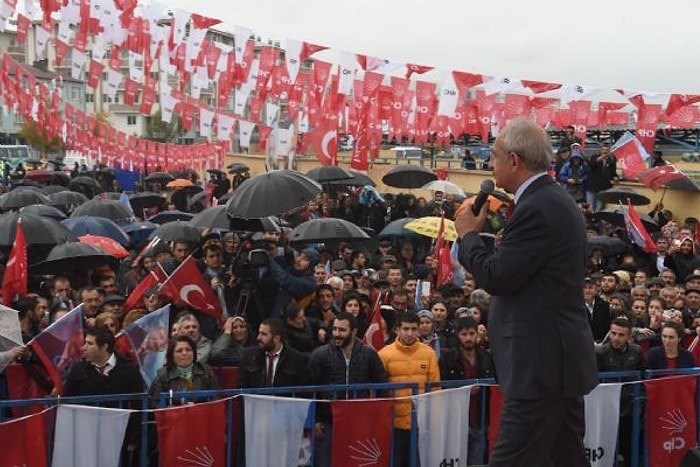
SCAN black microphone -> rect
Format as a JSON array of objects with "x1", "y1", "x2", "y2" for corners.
[{"x1": 471, "y1": 179, "x2": 495, "y2": 215}]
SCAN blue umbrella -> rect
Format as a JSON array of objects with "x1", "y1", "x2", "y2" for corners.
[
  {"x1": 61, "y1": 216, "x2": 130, "y2": 246},
  {"x1": 123, "y1": 221, "x2": 158, "y2": 247}
]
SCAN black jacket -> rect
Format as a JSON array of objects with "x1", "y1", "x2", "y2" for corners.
[
  {"x1": 308, "y1": 338, "x2": 388, "y2": 386},
  {"x1": 588, "y1": 297, "x2": 612, "y2": 343},
  {"x1": 439, "y1": 346, "x2": 495, "y2": 381},
  {"x1": 237, "y1": 344, "x2": 309, "y2": 389}
]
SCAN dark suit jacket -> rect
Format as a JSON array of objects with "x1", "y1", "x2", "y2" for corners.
[
  {"x1": 237, "y1": 344, "x2": 309, "y2": 389},
  {"x1": 458, "y1": 174, "x2": 598, "y2": 400}
]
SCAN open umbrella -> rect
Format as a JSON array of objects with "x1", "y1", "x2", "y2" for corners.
[
  {"x1": 24, "y1": 169, "x2": 55, "y2": 183},
  {"x1": 128, "y1": 192, "x2": 166, "y2": 212},
  {"x1": 226, "y1": 170, "x2": 322, "y2": 219},
  {"x1": 70, "y1": 199, "x2": 133, "y2": 224},
  {"x1": 148, "y1": 211, "x2": 194, "y2": 224},
  {"x1": 227, "y1": 162, "x2": 250, "y2": 173},
  {"x1": 61, "y1": 216, "x2": 130, "y2": 246},
  {"x1": 587, "y1": 235, "x2": 629, "y2": 256},
  {"x1": 229, "y1": 216, "x2": 281, "y2": 232},
  {"x1": 166, "y1": 178, "x2": 194, "y2": 188},
  {"x1": 637, "y1": 164, "x2": 700, "y2": 191},
  {"x1": 327, "y1": 169, "x2": 376, "y2": 187},
  {"x1": 0, "y1": 190, "x2": 50, "y2": 210},
  {"x1": 150, "y1": 221, "x2": 202, "y2": 243},
  {"x1": 382, "y1": 165, "x2": 438, "y2": 189},
  {"x1": 593, "y1": 207, "x2": 659, "y2": 232},
  {"x1": 122, "y1": 221, "x2": 158, "y2": 246},
  {"x1": 305, "y1": 166, "x2": 354, "y2": 184},
  {"x1": 421, "y1": 180, "x2": 466, "y2": 197},
  {"x1": 595, "y1": 187, "x2": 651, "y2": 206},
  {"x1": 30, "y1": 242, "x2": 114, "y2": 275},
  {"x1": 0, "y1": 212, "x2": 78, "y2": 247},
  {"x1": 145, "y1": 172, "x2": 175, "y2": 184},
  {"x1": 68, "y1": 176, "x2": 101, "y2": 192},
  {"x1": 377, "y1": 218, "x2": 420, "y2": 239},
  {"x1": 404, "y1": 216, "x2": 458, "y2": 241},
  {"x1": 42, "y1": 185, "x2": 70, "y2": 195},
  {"x1": 290, "y1": 218, "x2": 370, "y2": 244},
  {"x1": 47, "y1": 191, "x2": 88, "y2": 213},
  {"x1": 190, "y1": 206, "x2": 230, "y2": 230},
  {"x1": 20, "y1": 204, "x2": 68, "y2": 221},
  {"x1": 206, "y1": 169, "x2": 227, "y2": 177},
  {"x1": 78, "y1": 235, "x2": 130, "y2": 258}
]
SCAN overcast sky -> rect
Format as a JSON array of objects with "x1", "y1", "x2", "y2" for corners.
[{"x1": 159, "y1": 0, "x2": 700, "y2": 98}]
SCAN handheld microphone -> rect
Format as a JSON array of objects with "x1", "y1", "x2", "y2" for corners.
[{"x1": 471, "y1": 179, "x2": 495, "y2": 215}]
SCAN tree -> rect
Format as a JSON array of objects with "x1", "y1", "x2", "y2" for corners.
[
  {"x1": 18, "y1": 121, "x2": 62, "y2": 157},
  {"x1": 145, "y1": 110, "x2": 182, "y2": 143}
]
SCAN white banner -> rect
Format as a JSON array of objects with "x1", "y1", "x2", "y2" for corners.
[
  {"x1": 415, "y1": 385, "x2": 472, "y2": 467},
  {"x1": 243, "y1": 394, "x2": 311, "y2": 467},
  {"x1": 584, "y1": 383, "x2": 623, "y2": 467}
]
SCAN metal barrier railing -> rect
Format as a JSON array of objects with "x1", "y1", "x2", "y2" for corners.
[{"x1": 4, "y1": 370, "x2": 700, "y2": 466}]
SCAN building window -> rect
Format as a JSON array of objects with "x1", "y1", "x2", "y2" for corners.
[
  {"x1": 127, "y1": 116, "x2": 137, "y2": 125},
  {"x1": 71, "y1": 88, "x2": 81, "y2": 100},
  {"x1": 86, "y1": 94, "x2": 94, "y2": 103}
]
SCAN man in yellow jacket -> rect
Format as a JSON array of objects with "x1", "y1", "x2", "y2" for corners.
[{"x1": 379, "y1": 310, "x2": 441, "y2": 467}]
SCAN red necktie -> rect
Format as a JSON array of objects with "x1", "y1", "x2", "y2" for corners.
[
  {"x1": 506, "y1": 201, "x2": 515, "y2": 221},
  {"x1": 265, "y1": 353, "x2": 276, "y2": 386}
]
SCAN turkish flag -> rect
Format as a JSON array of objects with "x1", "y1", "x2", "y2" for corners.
[
  {"x1": 0, "y1": 407, "x2": 50, "y2": 465},
  {"x1": 159, "y1": 256, "x2": 223, "y2": 319},
  {"x1": 488, "y1": 386, "x2": 505, "y2": 454},
  {"x1": 2, "y1": 217, "x2": 27, "y2": 306},
  {"x1": 637, "y1": 163, "x2": 690, "y2": 191},
  {"x1": 155, "y1": 399, "x2": 228, "y2": 466},
  {"x1": 362, "y1": 294, "x2": 386, "y2": 352},
  {"x1": 331, "y1": 399, "x2": 394, "y2": 467},
  {"x1": 645, "y1": 375, "x2": 697, "y2": 466},
  {"x1": 124, "y1": 270, "x2": 162, "y2": 311},
  {"x1": 434, "y1": 215, "x2": 454, "y2": 288}
]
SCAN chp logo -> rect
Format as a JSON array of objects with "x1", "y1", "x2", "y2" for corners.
[{"x1": 660, "y1": 408, "x2": 689, "y2": 453}]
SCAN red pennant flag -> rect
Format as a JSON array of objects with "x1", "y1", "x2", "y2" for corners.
[
  {"x1": 159, "y1": 256, "x2": 223, "y2": 319},
  {"x1": 637, "y1": 163, "x2": 691, "y2": 191},
  {"x1": 434, "y1": 215, "x2": 454, "y2": 288},
  {"x1": 636, "y1": 103, "x2": 662, "y2": 155},
  {"x1": 665, "y1": 94, "x2": 700, "y2": 117},
  {"x1": 28, "y1": 305, "x2": 84, "y2": 394},
  {"x1": 645, "y1": 375, "x2": 697, "y2": 466},
  {"x1": 521, "y1": 79, "x2": 562, "y2": 94},
  {"x1": 624, "y1": 201, "x2": 657, "y2": 253},
  {"x1": 86, "y1": 60, "x2": 105, "y2": 89},
  {"x1": 405, "y1": 63, "x2": 434, "y2": 80},
  {"x1": 16, "y1": 13, "x2": 30, "y2": 43},
  {"x1": 0, "y1": 408, "x2": 50, "y2": 466},
  {"x1": 362, "y1": 293, "x2": 386, "y2": 351},
  {"x1": 488, "y1": 386, "x2": 505, "y2": 454},
  {"x1": 155, "y1": 399, "x2": 228, "y2": 465},
  {"x1": 300, "y1": 41, "x2": 329, "y2": 61},
  {"x1": 2, "y1": 217, "x2": 27, "y2": 306},
  {"x1": 190, "y1": 13, "x2": 222, "y2": 30},
  {"x1": 331, "y1": 399, "x2": 394, "y2": 467}
]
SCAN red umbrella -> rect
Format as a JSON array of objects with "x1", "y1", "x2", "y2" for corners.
[{"x1": 78, "y1": 234, "x2": 130, "y2": 259}]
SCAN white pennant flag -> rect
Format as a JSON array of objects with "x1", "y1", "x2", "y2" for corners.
[
  {"x1": 52, "y1": 405, "x2": 132, "y2": 467},
  {"x1": 238, "y1": 120, "x2": 255, "y2": 148},
  {"x1": 233, "y1": 24, "x2": 253, "y2": 60},
  {"x1": 171, "y1": 9, "x2": 190, "y2": 49},
  {"x1": 284, "y1": 38, "x2": 303, "y2": 84},
  {"x1": 243, "y1": 394, "x2": 311, "y2": 467},
  {"x1": 437, "y1": 71, "x2": 460, "y2": 117},
  {"x1": 265, "y1": 102, "x2": 279, "y2": 127},
  {"x1": 234, "y1": 89, "x2": 248, "y2": 117},
  {"x1": 34, "y1": 26, "x2": 52, "y2": 59},
  {"x1": 482, "y1": 76, "x2": 524, "y2": 96},
  {"x1": 199, "y1": 108, "x2": 215, "y2": 138},
  {"x1": 216, "y1": 113, "x2": 236, "y2": 140},
  {"x1": 415, "y1": 385, "x2": 471, "y2": 467},
  {"x1": 584, "y1": 383, "x2": 623, "y2": 467},
  {"x1": 337, "y1": 51, "x2": 357, "y2": 96},
  {"x1": 57, "y1": 20, "x2": 73, "y2": 43},
  {"x1": 160, "y1": 93, "x2": 178, "y2": 124},
  {"x1": 560, "y1": 84, "x2": 599, "y2": 106},
  {"x1": 128, "y1": 52, "x2": 143, "y2": 83},
  {"x1": 105, "y1": 67, "x2": 123, "y2": 100},
  {"x1": 70, "y1": 49, "x2": 88, "y2": 80}
]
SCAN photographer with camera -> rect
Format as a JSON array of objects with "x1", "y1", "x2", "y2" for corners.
[{"x1": 265, "y1": 247, "x2": 320, "y2": 317}]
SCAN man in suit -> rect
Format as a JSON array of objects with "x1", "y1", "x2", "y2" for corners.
[
  {"x1": 237, "y1": 318, "x2": 309, "y2": 389},
  {"x1": 455, "y1": 117, "x2": 598, "y2": 466}
]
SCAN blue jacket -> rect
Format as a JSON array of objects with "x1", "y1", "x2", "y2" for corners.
[{"x1": 646, "y1": 346, "x2": 695, "y2": 370}]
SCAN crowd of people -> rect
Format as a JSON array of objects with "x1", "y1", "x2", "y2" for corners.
[{"x1": 0, "y1": 126, "x2": 699, "y2": 465}]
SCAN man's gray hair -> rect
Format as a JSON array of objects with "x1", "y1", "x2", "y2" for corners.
[
  {"x1": 470, "y1": 288, "x2": 492, "y2": 311},
  {"x1": 498, "y1": 118, "x2": 553, "y2": 172}
]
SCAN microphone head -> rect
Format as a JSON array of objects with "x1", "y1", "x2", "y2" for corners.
[{"x1": 480, "y1": 179, "x2": 495, "y2": 194}]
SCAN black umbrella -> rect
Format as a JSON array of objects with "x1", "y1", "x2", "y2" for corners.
[
  {"x1": 61, "y1": 216, "x2": 130, "y2": 246},
  {"x1": 150, "y1": 221, "x2": 202, "y2": 243},
  {"x1": 381, "y1": 165, "x2": 438, "y2": 189},
  {"x1": 30, "y1": 242, "x2": 114, "y2": 275},
  {"x1": 226, "y1": 170, "x2": 322, "y2": 219},
  {"x1": 595, "y1": 187, "x2": 651, "y2": 206},
  {"x1": 145, "y1": 172, "x2": 175, "y2": 183},
  {"x1": 190, "y1": 206, "x2": 230, "y2": 230},
  {"x1": 71, "y1": 199, "x2": 133, "y2": 223},
  {"x1": 327, "y1": 169, "x2": 376, "y2": 187},
  {"x1": 20, "y1": 204, "x2": 68, "y2": 221},
  {"x1": 68, "y1": 176, "x2": 101, "y2": 192},
  {"x1": 218, "y1": 192, "x2": 233, "y2": 204},
  {"x1": 593, "y1": 207, "x2": 659, "y2": 232},
  {"x1": 10, "y1": 180, "x2": 42, "y2": 190},
  {"x1": 377, "y1": 218, "x2": 421, "y2": 239},
  {"x1": 123, "y1": 221, "x2": 158, "y2": 246},
  {"x1": 51, "y1": 172, "x2": 72, "y2": 186},
  {"x1": 206, "y1": 169, "x2": 226, "y2": 177},
  {"x1": 47, "y1": 191, "x2": 88, "y2": 214},
  {"x1": 128, "y1": 192, "x2": 166, "y2": 212},
  {"x1": 290, "y1": 218, "x2": 370, "y2": 244},
  {"x1": 229, "y1": 216, "x2": 281, "y2": 232},
  {"x1": 0, "y1": 190, "x2": 50, "y2": 210},
  {"x1": 0, "y1": 212, "x2": 78, "y2": 247},
  {"x1": 665, "y1": 176, "x2": 700, "y2": 191},
  {"x1": 587, "y1": 235, "x2": 629, "y2": 256},
  {"x1": 170, "y1": 185, "x2": 204, "y2": 211},
  {"x1": 148, "y1": 211, "x2": 194, "y2": 225},
  {"x1": 42, "y1": 185, "x2": 70, "y2": 195},
  {"x1": 227, "y1": 163, "x2": 250, "y2": 174},
  {"x1": 305, "y1": 166, "x2": 354, "y2": 183}
]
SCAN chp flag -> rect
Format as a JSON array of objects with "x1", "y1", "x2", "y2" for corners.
[
  {"x1": 610, "y1": 132, "x2": 649, "y2": 179},
  {"x1": 583, "y1": 383, "x2": 623, "y2": 467},
  {"x1": 330, "y1": 399, "x2": 393, "y2": 467}
]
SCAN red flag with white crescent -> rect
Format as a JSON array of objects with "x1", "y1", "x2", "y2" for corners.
[
  {"x1": 362, "y1": 293, "x2": 385, "y2": 351},
  {"x1": 159, "y1": 256, "x2": 223, "y2": 319}
]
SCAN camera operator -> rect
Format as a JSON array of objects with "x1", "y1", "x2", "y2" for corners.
[{"x1": 265, "y1": 247, "x2": 320, "y2": 317}]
